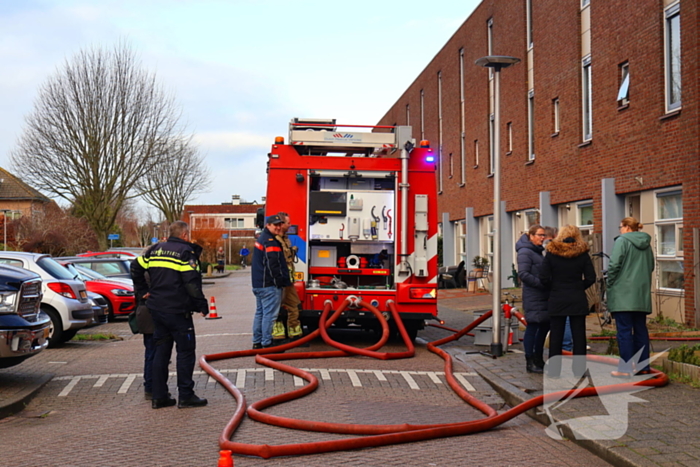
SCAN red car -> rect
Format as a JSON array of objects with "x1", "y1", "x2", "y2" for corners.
[
  {"x1": 60, "y1": 262, "x2": 136, "y2": 321},
  {"x1": 77, "y1": 250, "x2": 138, "y2": 259}
]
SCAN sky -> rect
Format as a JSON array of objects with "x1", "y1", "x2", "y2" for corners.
[{"x1": 0, "y1": 0, "x2": 480, "y2": 215}]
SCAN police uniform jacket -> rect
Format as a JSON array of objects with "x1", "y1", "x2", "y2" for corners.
[
  {"x1": 252, "y1": 227, "x2": 291, "y2": 289},
  {"x1": 131, "y1": 237, "x2": 209, "y2": 314}
]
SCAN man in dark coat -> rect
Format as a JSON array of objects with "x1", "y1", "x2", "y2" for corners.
[{"x1": 516, "y1": 225, "x2": 550, "y2": 373}]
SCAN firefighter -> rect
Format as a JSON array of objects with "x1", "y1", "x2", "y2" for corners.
[
  {"x1": 131, "y1": 220, "x2": 209, "y2": 409},
  {"x1": 271, "y1": 212, "x2": 303, "y2": 343},
  {"x1": 252, "y1": 215, "x2": 291, "y2": 348}
]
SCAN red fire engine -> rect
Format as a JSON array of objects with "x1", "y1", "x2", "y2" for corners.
[{"x1": 260, "y1": 118, "x2": 438, "y2": 341}]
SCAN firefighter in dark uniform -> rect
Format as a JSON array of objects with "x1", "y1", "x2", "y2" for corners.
[
  {"x1": 131, "y1": 220, "x2": 209, "y2": 409},
  {"x1": 251, "y1": 215, "x2": 291, "y2": 348}
]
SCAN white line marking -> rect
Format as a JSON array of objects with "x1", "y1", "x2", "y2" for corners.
[
  {"x1": 235, "y1": 369, "x2": 246, "y2": 388},
  {"x1": 426, "y1": 372, "x2": 443, "y2": 384},
  {"x1": 94, "y1": 375, "x2": 109, "y2": 387},
  {"x1": 118, "y1": 374, "x2": 136, "y2": 394},
  {"x1": 400, "y1": 371, "x2": 420, "y2": 390},
  {"x1": 58, "y1": 377, "x2": 81, "y2": 397},
  {"x1": 319, "y1": 369, "x2": 331, "y2": 380},
  {"x1": 346, "y1": 369, "x2": 362, "y2": 387},
  {"x1": 454, "y1": 373, "x2": 475, "y2": 391},
  {"x1": 373, "y1": 370, "x2": 387, "y2": 381},
  {"x1": 265, "y1": 368, "x2": 274, "y2": 381},
  {"x1": 293, "y1": 376, "x2": 304, "y2": 387}
]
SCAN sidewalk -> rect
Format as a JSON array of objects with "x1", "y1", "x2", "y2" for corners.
[{"x1": 439, "y1": 288, "x2": 700, "y2": 467}]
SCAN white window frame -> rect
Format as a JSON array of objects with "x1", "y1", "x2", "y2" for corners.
[
  {"x1": 577, "y1": 202, "x2": 594, "y2": 246},
  {"x1": 474, "y1": 140, "x2": 479, "y2": 168},
  {"x1": 457, "y1": 220, "x2": 467, "y2": 264},
  {"x1": 459, "y1": 48, "x2": 466, "y2": 186},
  {"x1": 582, "y1": 55, "x2": 593, "y2": 141},
  {"x1": 655, "y1": 188, "x2": 683, "y2": 291},
  {"x1": 664, "y1": 2, "x2": 681, "y2": 112},
  {"x1": 617, "y1": 62, "x2": 630, "y2": 105},
  {"x1": 526, "y1": 0, "x2": 533, "y2": 49},
  {"x1": 507, "y1": 122, "x2": 513, "y2": 153},
  {"x1": 553, "y1": 97, "x2": 560, "y2": 134},
  {"x1": 528, "y1": 90, "x2": 535, "y2": 161},
  {"x1": 405, "y1": 104, "x2": 410, "y2": 126}
]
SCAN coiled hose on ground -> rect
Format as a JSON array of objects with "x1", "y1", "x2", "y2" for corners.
[{"x1": 199, "y1": 299, "x2": 668, "y2": 459}]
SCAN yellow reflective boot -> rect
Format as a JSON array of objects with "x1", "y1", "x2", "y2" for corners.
[{"x1": 272, "y1": 321, "x2": 287, "y2": 340}]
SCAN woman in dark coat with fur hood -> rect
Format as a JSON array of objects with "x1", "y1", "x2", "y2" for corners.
[
  {"x1": 516, "y1": 224, "x2": 550, "y2": 374},
  {"x1": 540, "y1": 225, "x2": 596, "y2": 377}
]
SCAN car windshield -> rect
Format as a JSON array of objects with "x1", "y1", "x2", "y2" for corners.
[
  {"x1": 38, "y1": 257, "x2": 77, "y2": 280},
  {"x1": 64, "y1": 263, "x2": 83, "y2": 280},
  {"x1": 75, "y1": 265, "x2": 108, "y2": 280}
]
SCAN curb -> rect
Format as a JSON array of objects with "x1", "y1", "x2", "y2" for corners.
[
  {"x1": 0, "y1": 373, "x2": 54, "y2": 420},
  {"x1": 474, "y1": 365, "x2": 642, "y2": 467}
]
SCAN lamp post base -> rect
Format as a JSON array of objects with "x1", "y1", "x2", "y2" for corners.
[{"x1": 479, "y1": 342, "x2": 504, "y2": 359}]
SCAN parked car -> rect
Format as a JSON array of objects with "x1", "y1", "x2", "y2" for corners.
[
  {"x1": 55, "y1": 256, "x2": 133, "y2": 280},
  {"x1": 59, "y1": 261, "x2": 136, "y2": 321},
  {"x1": 87, "y1": 291, "x2": 109, "y2": 325},
  {"x1": 0, "y1": 264, "x2": 50, "y2": 368},
  {"x1": 77, "y1": 250, "x2": 138, "y2": 259},
  {"x1": 0, "y1": 252, "x2": 95, "y2": 347},
  {"x1": 73, "y1": 264, "x2": 133, "y2": 286}
]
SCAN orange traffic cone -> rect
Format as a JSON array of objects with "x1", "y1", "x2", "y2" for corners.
[
  {"x1": 217, "y1": 450, "x2": 233, "y2": 467},
  {"x1": 205, "y1": 296, "x2": 222, "y2": 320}
]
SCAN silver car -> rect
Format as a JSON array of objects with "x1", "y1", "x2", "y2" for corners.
[{"x1": 0, "y1": 252, "x2": 95, "y2": 347}]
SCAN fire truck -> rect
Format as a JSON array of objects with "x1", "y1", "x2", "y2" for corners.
[{"x1": 260, "y1": 118, "x2": 438, "y2": 341}]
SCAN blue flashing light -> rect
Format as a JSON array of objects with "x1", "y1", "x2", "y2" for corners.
[{"x1": 426, "y1": 155, "x2": 435, "y2": 162}]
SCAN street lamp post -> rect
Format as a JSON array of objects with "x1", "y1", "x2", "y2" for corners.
[{"x1": 475, "y1": 55, "x2": 520, "y2": 358}]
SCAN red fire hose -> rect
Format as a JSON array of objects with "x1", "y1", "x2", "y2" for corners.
[{"x1": 199, "y1": 301, "x2": 668, "y2": 459}]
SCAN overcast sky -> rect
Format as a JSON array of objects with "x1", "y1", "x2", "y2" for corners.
[{"x1": 0, "y1": 0, "x2": 480, "y2": 214}]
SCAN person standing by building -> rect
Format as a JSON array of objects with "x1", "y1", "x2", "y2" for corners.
[
  {"x1": 216, "y1": 246, "x2": 225, "y2": 273},
  {"x1": 540, "y1": 225, "x2": 596, "y2": 378},
  {"x1": 239, "y1": 244, "x2": 250, "y2": 268},
  {"x1": 251, "y1": 215, "x2": 291, "y2": 349},
  {"x1": 131, "y1": 221, "x2": 209, "y2": 409},
  {"x1": 271, "y1": 212, "x2": 303, "y2": 343},
  {"x1": 516, "y1": 224, "x2": 549, "y2": 374},
  {"x1": 606, "y1": 217, "x2": 654, "y2": 377}
]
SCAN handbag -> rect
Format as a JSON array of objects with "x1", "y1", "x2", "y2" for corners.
[{"x1": 128, "y1": 311, "x2": 140, "y2": 334}]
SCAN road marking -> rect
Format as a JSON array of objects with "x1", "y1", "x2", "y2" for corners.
[
  {"x1": 58, "y1": 376, "x2": 81, "y2": 397},
  {"x1": 400, "y1": 371, "x2": 420, "y2": 390},
  {"x1": 118, "y1": 374, "x2": 136, "y2": 394},
  {"x1": 51, "y1": 370, "x2": 479, "y2": 395}
]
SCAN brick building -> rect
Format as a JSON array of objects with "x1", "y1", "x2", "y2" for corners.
[{"x1": 378, "y1": 0, "x2": 697, "y2": 324}]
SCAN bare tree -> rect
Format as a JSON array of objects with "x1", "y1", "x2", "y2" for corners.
[
  {"x1": 137, "y1": 136, "x2": 211, "y2": 222},
  {"x1": 11, "y1": 43, "x2": 189, "y2": 249}
]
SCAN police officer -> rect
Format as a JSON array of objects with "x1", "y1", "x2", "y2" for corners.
[
  {"x1": 131, "y1": 220, "x2": 209, "y2": 409},
  {"x1": 272, "y1": 212, "x2": 303, "y2": 343},
  {"x1": 252, "y1": 214, "x2": 291, "y2": 349}
]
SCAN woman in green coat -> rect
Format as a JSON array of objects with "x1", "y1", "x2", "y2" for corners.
[{"x1": 606, "y1": 217, "x2": 654, "y2": 377}]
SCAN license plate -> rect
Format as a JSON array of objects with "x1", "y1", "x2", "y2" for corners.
[{"x1": 79, "y1": 290, "x2": 87, "y2": 300}]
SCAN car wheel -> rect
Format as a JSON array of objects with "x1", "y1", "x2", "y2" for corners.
[
  {"x1": 106, "y1": 302, "x2": 115, "y2": 322},
  {"x1": 62, "y1": 329, "x2": 78, "y2": 342},
  {"x1": 41, "y1": 307, "x2": 66, "y2": 348}
]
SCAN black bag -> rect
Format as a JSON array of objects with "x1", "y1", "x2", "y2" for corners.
[{"x1": 128, "y1": 311, "x2": 140, "y2": 334}]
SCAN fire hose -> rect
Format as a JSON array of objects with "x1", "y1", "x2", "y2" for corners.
[{"x1": 199, "y1": 300, "x2": 668, "y2": 459}]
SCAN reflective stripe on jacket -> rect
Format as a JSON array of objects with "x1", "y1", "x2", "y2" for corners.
[{"x1": 252, "y1": 227, "x2": 291, "y2": 289}]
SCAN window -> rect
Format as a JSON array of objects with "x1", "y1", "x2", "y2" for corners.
[
  {"x1": 582, "y1": 56, "x2": 593, "y2": 141},
  {"x1": 507, "y1": 122, "x2": 513, "y2": 153},
  {"x1": 0, "y1": 259, "x2": 23, "y2": 268},
  {"x1": 457, "y1": 221, "x2": 466, "y2": 264},
  {"x1": 577, "y1": 202, "x2": 593, "y2": 246},
  {"x1": 459, "y1": 48, "x2": 466, "y2": 185},
  {"x1": 405, "y1": 104, "x2": 410, "y2": 125},
  {"x1": 617, "y1": 62, "x2": 629, "y2": 105},
  {"x1": 581, "y1": 0, "x2": 590, "y2": 7},
  {"x1": 474, "y1": 140, "x2": 479, "y2": 168},
  {"x1": 437, "y1": 72, "x2": 443, "y2": 193},
  {"x1": 420, "y1": 89, "x2": 425, "y2": 140},
  {"x1": 526, "y1": 0, "x2": 533, "y2": 48},
  {"x1": 486, "y1": 216, "x2": 494, "y2": 262},
  {"x1": 448, "y1": 153, "x2": 454, "y2": 178},
  {"x1": 528, "y1": 90, "x2": 535, "y2": 161},
  {"x1": 225, "y1": 218, "x2": 245, "y2": 228},
  {"x1": 489, "y1": 114, "x2": 495, "y2": 174},
  {"x1": 553, "y1": 98, "x2": 560, "y2": 134},
  {"x1": 487, "y1": 18, "x2": 494, "y2": 79},
  {"x1": 665, "y1": 3, "x2": 681, "y2": 112},
  {"x1": 525, "y1": 210, "x2": 540, "y2": 229},
  {"x1": 656, "y1": 189, "x2": 683, "y2": 290}
]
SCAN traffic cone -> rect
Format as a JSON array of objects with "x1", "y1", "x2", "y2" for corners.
[
  {"x1": 205, "y1": 296, "x2": 222, "y2": 320},
  {"x1": 217, "y1": 450, "x2": 233, "y2": 467}
]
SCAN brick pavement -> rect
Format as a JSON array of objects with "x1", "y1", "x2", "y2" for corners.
[{"x1": 0, "y1": 273, "x2": 617, "y2": 466}]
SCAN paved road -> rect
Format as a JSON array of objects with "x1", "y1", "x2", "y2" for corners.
[{"x1": 0, "y1": 272, "x2": 611, "y2": 466}]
